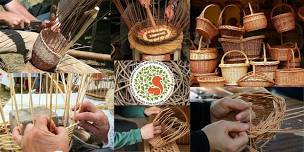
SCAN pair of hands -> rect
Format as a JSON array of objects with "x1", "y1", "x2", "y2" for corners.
[
  {"x1": 202, "y1": 97, "x2": 256, "y2": 152},
  {"x1": 140, "y1": 107, "x2": 162, "y2": 140},
  {"x1": 138, "y1": 0, "x2": 175, "y2": 22},
  {"x1": 12, "y1": 102, "x2": 109, "y2": 152}
]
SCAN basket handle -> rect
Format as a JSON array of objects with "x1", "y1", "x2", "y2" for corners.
[
  {"x1": 294, "y1": 43, "x2": 301, "y2": 60},
  {"x1": 218, "y1": 4, "x2": 240, "y2": 26},
  {"x1": 198, "y1": 36, "x2": 210, "y2": 50},
  {"x1": 243, "y1": 2, "x2": 255, "y2": 16},
  {"x1": 271, "y1": 3, "x2": 295, "y2": 19},
  {"x1": 287, "y1": 48, "x2": 296, "y2": 69},
  {"x1": 200, "y1": 4, "x2": 221, "y2": 18},
  {"x1": 262, "y1": 43, "x2": 268, "y2": 63},
  {"x1": 220, "y1": 50, "x2": 249, "y2": 65}
]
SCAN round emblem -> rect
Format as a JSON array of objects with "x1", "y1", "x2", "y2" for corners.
[{"x1": 130, "y1": 62, "x2": 175, "y2": 105}]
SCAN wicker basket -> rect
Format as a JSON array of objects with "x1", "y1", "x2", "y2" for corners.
[
  {"x1": 267, "y1": 43, "x2": 297, "y2": 61},
  {"x1": 243, "y1": 3, "x2": 267, "y2": 32},
  {"x1": 219, "y1": 50, "x2": 249, "y2": 85},
  {"x1": 298, "y1": 6, "x2": 304, "y2": 22},
  {"x1": 31, "y1": 29, "x2": 66, "y2": 71},
  {"x1": 250, "y1": 43, "x2": 280, "y2": 80},
  {"x1": 197, "y1": 76, "x2": 225, "y2": 87},
  {"x1": 144, "y1": 141, "x2": 180, "y2": 152},
  {"x1": 219, "y1": 35, "x2": 264, "y2": 59},
  {"x1": 238, "y1": 71, "x2": 275, "y2": 87},
  {"x1": 280, "y1": 47, "x2": 301, "y2": 68},
  {"x1": 196, "y1": 4, "x2": 220, "y2": 40},
  {"x1": 218, "y1": 4, "x2": 244, "y2": 38},
  {"x1": 271, "y1": 3, "x2": 295, "y2": 33},
  {"x1": 142, "y1": 54, "x2": 171, "y2": 61}
]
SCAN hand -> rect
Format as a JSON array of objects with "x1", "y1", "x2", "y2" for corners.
[
  {"x1": 202, "y1": 120, "x2": 249, "y2": 152},
  {"x1": 210, "y1": 97, "x2": 256, "y2": 123},
  {"x1": 144, "y1": 107, "x2": 161, "y2": 116},
  {"x1": 12, "y1": 116, "x2": 69, "y2": 152},
  {"x1": 140, "y1": 123, "x2": 162, "y2": 140},
  {"x1": 138, "y1": 0, "x2": 150, "y2": 8},
  {"x1": 40, "y1": 16, "x2": 60, "y2": 32},
  {"x1": 0, "y1": 12, "x2": 30, "y2": 29},
  {"x1": 165, "y1": 4, "x2": 174, "y2": 22},
  {"x1": 72, "y1": 101, "x2": 110, "y2": 144}
]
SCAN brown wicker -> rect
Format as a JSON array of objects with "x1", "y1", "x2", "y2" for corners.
[
  {"x1": 243, "y1": 3, "x2": 267, "y2": 32},
  {"x1": 218, "y1": 4, "x2": 244, "y2": 38},
  {"x1": 271, "y1": 3, "x2": 295, "y2": 33},
  {"x1": 31, "y1": 29, "x2": 65, "y2": 71},
  {"x1": 237, "y1": 71, "x2": 275, "y2": 87},
  {"x1": 144, "y1": 141, "x2": 180, "y2": 152},
  {"x1": 298, "y1": 6, "x2": 304, "y2": 21},
  {"x1": 280, "y1": 47, "x2": 301, "y2": 68},
  {"x1": 196, "y1": 4, "x2": 220, "y2": 40},
  {"x1": 219, "y1": 50, "x2": 249, "y2": 85},
  {"x1": 142, "y1": 54, "x2": 171, "y2": 61},
  {"x1": 267, "y1": 43, "x2": 297, "y2": 61},
  {"x1": 219, "y1": 35, "x2": 264, "y2": 59},
  {"x1": 197, "y1": 76, "x2": 225, "y2": 87},
  {"x1": 250, "y1": 43, "x2": 280, "y2": 80}
]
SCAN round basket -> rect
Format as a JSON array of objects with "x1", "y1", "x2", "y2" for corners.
[
  {"x1": 218, "y1": 4, "x2": 244, "y2": 38},
  {"x1": 31, "y1": 29, "x2": 66, "y2": 71},
  {"x1": 219, "y1": 35, "x2": 264, "y2": 59},
  {"x1": 267, "y1": 43, "x2": 297, "y2": 61},
  {"x1": 271, "y1": 3, "x2": 295, "y2": 33},
  {"x1": 298, "y1": 6, "x2": 304, "y2": 22},
  {"x1": 279, "y1": 46, "x2": 301, "y2": 68},
  {"x1": 197, "y1": 76, "x2": 225, "y2": 87},
  {"x1": 250, "y1": 43, "x2": 280, "y2": 80},
  {"x1": 196, "y1": 4, "x2": 220, "y2": 40},
  {"x1": 243, "y1": 3, "x2": 267, "y2": 32},
  {"x1": 219, "y1": 50, "x2": 249, "y2": 85}
]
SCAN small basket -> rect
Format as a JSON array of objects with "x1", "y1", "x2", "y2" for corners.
[
  {"x1": 197, "y1": 76, "x2": 226, "y2": 87},
  {"x1": 279, "y1": 46, "x2": 301, "y2": 68},
  {"x1": 243, "y1": 3, "x2": 267, "y2": 32},
  {"x1": 219, "y1": 50, "x2": 249, "y2": 85},
  {"x1": 196, "y1": 4, "x2": 220, "y2": 40},
  {"x1": 237, "y1": 70, "x2": 275, "y2": 87},
  {"x1": 250, "y1": 43, "x2": 280, "y2": 80},
  {"x1": 271, "y1": 3, "x2": 295, "y2": 33},
  {"x1": 218, "y1": 4, "x2": 245, "y2": 38},
  {"x1": 298, "y1": 6, "x2": 304, "y2": 22},
  {"x1": 267, "y1": 43, "x2": 297, "y2": 61},
  {"x1": 219, "y1": 35, "x2": 264, "y2": 59},
  {"x1": 31, "y1": 29, "x2": 66, "y2": 71}
]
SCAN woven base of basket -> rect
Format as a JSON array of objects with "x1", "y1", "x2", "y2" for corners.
[
  {"x1": 197, "y1": 76, "x2": 225, "y2": 87},
  {"x1": 275, "y1": 68, "x2": 304, "y2": 86},
  {"x1": 190, "y1": 59, "x2": 218, "y2": 74},
  {"x1": 148, "y1": 135, "x2": 169, "y2": 148}
]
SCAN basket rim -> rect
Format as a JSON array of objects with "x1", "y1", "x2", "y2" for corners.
[
  {"x1": 196, "y1": 17, "x2": 218, "y2": 29},
  {"x1": 276, "y1": 68, "x2": 304, "y2": 73},
  {"x1": 190, "y1": 48, "x2": 217, "y2": 53},
  {"x1": 250, "y1": 60, "x2": 280, "y2": 66},
  {"x1": 218, "y1": 35, "x2": 265, "y2": 42},
  {"x1": 243, "y1": 12, "x2": 265, "y2": 19},
  {"x1": 272, "y1": 12, "x2": 294, "y2": 20},
  {"x1": 218, "y1": 25, "x2": 245, "y2": 32},
  {"x1": 197, "y1": 76, "x2": 225, "y2": 82}
]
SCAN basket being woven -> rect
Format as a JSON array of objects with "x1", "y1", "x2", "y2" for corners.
[
  {"x1": 271, "y1": 3, "x2": 295, "y2": 33},
  {"x1": 31, "y1": 29, "x2": 67, "y2": 71},
  {"x1": 144, "y1": 141, "x2": 180, "y2": 152},
  {"x1": 196, "y1": 4, "x2": 220, "y2": 40},
  {"x1": 243, "y1": 3, "x2": 267, "y2": 32},
  {"x1": 219, "y1": 50, "x2": 249, "y2": 85}
]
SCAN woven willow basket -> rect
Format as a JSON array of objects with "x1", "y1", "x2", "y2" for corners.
[
  {"x1": 267, "y1": 43, "x2": 297, "y2": 61},
  {"x1": 197, "y1": 76, "x2": 225, "y2": 87},
  {"x1": 271, "y1": 3, "x2": 295, "y2": 33},
  {"x1": 219, "y1": 50, "x2": 249, "y2": 85},
  {"x1": 280, "y1": 47, "x2": 301, "y2": 68},
  {"x1": 237, "y1": 71, "x2": 275, "y2": 87},
  {"x1": 144, "y1": 141, "x2": 180, "y2": 152},
  {"x1": 243, "y1": 3, "x2": 267, "y2": 32}
]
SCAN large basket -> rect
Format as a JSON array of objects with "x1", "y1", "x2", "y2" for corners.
[
  {"x1": 219, "y1": 35, "x2": 264, "y2": 59},
  {"x1": 243, "y1": 3, "x2": 267, "y2": 32},
  {"x1": 197, "y1": 76, "x2": 225, "y2": 87},
  {"x1": 219, "y1": 50, "x2": 249, "y2": 85},
  {"x1": 250, "y1": 43, "x2": 280, "y2": 80},
  {"x1": 298, "y1": 6, "x2": 304, "y2": 22},
  {"x1": 218, "y1": 4, "x2": 244, "y2": 38},
  {"x1": 271, "y1": 3, "x2": 295, "y2": 33},
  {"x1": 196, "y1": 4, "x2": 220, "y2": 40},
  {"x1": 31, "y1": 29, "x2": 66, "y2": 71},
  {"x1": 267, "y1": 43, "x2": 297, "y2": 61}
]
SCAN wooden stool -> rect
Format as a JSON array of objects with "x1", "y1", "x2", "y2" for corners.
[{"x1": 129, "y1": 33, "x2": 183, "y2": 61}]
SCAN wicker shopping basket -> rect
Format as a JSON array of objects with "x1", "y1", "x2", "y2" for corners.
[
  {"x1": 280, "y1": 46, "x2": 301, "y2": 68},
  {"x1": 219, "y1": 50, "x2": 249, "y2": 85},
  {"x1": 271, "y1": 3, "x2": 295, "y2": 33},
  {"x1": 267, "y1": 43, "x2": 297, "y2": 61},
  {"x1": 243, "y1": 3, "x2": 267, "y2": 32}
]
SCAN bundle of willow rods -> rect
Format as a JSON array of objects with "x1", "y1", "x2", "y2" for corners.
[{"x1": 114, "y1": 61, "x2": 189, "y2": 105}]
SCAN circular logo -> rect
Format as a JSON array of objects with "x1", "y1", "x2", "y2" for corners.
[{"x1": 130, "y1": 62, "x2": 175, "y2": 105}]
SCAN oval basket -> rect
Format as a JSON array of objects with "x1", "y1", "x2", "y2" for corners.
[
  {"x1": 219, "y1": 50, "x2": 249, "y2": 85},
  {"x1": 279, "y1": 46, "x2": 301, "y2": 68},
  {"x1": 31, "y1": 29, "x2": 66, "y2": 71},
  {"x1": 271, "y1": 3, "x2": 295, "y2": 33},
  {"x1": 197, "y1": 76, "x2": 225, "y2": 87},
  {"x1": 219, "y1": 35, "x2": 264, "y2": 59},
  {"x1": 196, "y1": 4, "x2": 220, "y2": 40},
  {"x1": 250, "y1": 43, "x2": 280, "y2": 80},
  {"x1": 218, "y1": 4, "x2": 245, "y2": 38},
  {"x1": 243, "y1": 3, "x2": 267, "y2": 32}
]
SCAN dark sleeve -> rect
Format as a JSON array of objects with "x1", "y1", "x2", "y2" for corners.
[
  {"x1": 0, "y1": 0, "x2": 12, "y2": 5},
  {"x1": 190, "y1": 102, "x2": 211, "y2": 152}
]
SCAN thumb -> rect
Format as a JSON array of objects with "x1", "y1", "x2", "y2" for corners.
[
  {"x1": 226, "y1": 99, "x2": 252, "y2": 111},
  {"x1": 224, "y1": 121, "x2": 249, "y2": 132},
  {"x1": 56, "y1": 127, "x2": 68, "y2": 138},
  {"x1": 233, "y1": 132, "x2": 249, "y2": 150}
]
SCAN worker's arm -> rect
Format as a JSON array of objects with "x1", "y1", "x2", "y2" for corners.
[{"x1": 3, "y1": 0, "x2": 37, "y2": 21}]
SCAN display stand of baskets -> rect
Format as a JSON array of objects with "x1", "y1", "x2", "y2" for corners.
[
  {"x1": 218, "y1": 4, "x2": 245, "y2": 38},
  {"x1": 219, "y1": 35, "x2": 264, "y2": 59},
  {"x1": 196, "y1": 4, "x2": 220, "y2": 40},
  {"x1": 271, "y1": 3, "x2": 296, "y2": 33},
  {"x1": 197, "y1": 76, "x2": 225, "y2": 87},
  {"x1": 219, "y1": 50, "x2": 249, "y2": 85},
  {"x1": 243, "y1": 3, "x2": 267, "y2": 32},
  {"x1": 250, "y1": 43, "x2": 280, "y2": 80},
  {"x1": 190, "y1": 37, "x2": 218, "y2": 75},
  {"x1": 298, "y1": 6, "x2": 304, "y2": 21}
]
